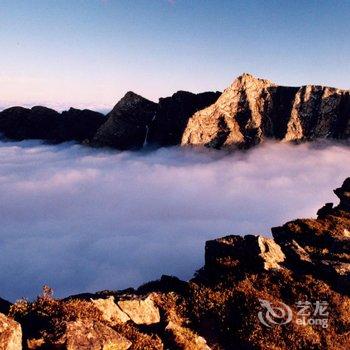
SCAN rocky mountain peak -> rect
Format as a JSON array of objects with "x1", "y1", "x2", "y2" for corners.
[
  {"x1": 231, "y1": 72, "x2": 274, "y2": 88},
  {"x1": 1, "y1": 74, "x2": 349, "y2": 151},
  {"x1": 91, "y1": 91, "x2": 157, "y2": 150},
  {"x1": 112, "y1": 91, "x2": 154, "y2": 112},
  {"x1": 182, "y1": 74, "x2": 350, "y2": 149}
]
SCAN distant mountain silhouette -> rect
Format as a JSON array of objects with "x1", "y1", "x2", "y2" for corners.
[{"x1": 1, "y1": 73, "x2": 349, "y2": 150}]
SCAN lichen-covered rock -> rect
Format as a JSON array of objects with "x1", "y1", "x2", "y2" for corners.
[
  {"x1": 205, "y1": 234, "x2": 285, "y2": 272},
  {"x1": 181, "y1": 73, "x2": 350, "y2": 149},
  {"x1": 117, "y1": 294, "x2": 160, "y2": 325},
  {"x1": 0, "y1": 313, "x2": 22, "y2": 350}
]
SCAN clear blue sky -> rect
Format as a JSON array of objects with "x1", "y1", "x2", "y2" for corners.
[{"x1": 1, "y1": 0, "x2": 349, "y2": 110}]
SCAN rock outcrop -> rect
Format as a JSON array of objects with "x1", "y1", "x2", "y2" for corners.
[
  {"x1": 0, "y1": 313, "x2": 22, "y2": 350},
  {"x1": 4, "y1": 180, "x2": 350, "y2": 349},
  {"x1": 205, "y1": 234, "x2": 285, "y2": 272},
  {"x1": 0, "y1": 106, "x2": 104, "y2": 143},
  {"x1": 91, "y1": 92, "x2": 158, "y2": 150},
  {"x1": 182, "y1": 73, "x2": 350, "y2": 149},
  {"x1": 147, "y1": 90, "x2": 220, "y2": 146}
]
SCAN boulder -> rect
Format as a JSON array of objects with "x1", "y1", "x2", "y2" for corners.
[
  {"x1": 92, "y1": 92, "x2": 157, "y2": 150},
  {"x1": 0, "y1": 313, "x2": 22, "y2": 350},
  {"x1": 205, "y1": 234, "x2": 285, "y2": 272},
  {"x1": 91, "y1": 296, "x2": 130, "y2": 324},
  {"x1": 62, "y1": 319, "x2": 131, "y2": 350},
  {"x1": 147, "y1": 90, "x2": 220, "y2": 146},
  {"x1": 117, "y1": 294, "x2": 160, "y2": 325}
]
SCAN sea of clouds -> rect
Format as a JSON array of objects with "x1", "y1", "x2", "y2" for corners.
[{"x1": 1, "y1": 140, "x2": 350, "y2": 301}]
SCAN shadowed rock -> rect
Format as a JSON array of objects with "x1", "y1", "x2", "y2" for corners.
[
  {"x1": 59, "y1": 108, "x2": 105, "y2": 142},
  {"x1": 0, "y1": 298, "x2": 12, "y2": 315},
  {"x1": 334, "y1": 177, "x2": 350, "y2": 210},
  {"x1": 0, "y1": 106, "x2": 104, "y2": 143},
  {"x1": 147, "y1": 90, "x2": 220, "y2": 146},
  {"x1": 0, "y1": 106, "x2": 60, "y2": 140},
  {"x1": 92, "y1": 92, "x2": 157, "y2": 150}
]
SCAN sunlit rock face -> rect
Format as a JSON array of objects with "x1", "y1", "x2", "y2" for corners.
[{"x1": 181, "y1": 73, "x2": 350, "y2": 149}]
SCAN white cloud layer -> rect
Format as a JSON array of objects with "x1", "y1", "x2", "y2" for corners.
[{"x1": 0, "y1": 140, "x2": 349, "y2": 301}]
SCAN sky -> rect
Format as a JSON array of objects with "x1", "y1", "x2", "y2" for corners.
[
  {"x1": 1, "y1": 139, "x2": 350, "y2": 300},
  {"x1": 0, "y1": 0, "x2": 350, "y2": 111}
]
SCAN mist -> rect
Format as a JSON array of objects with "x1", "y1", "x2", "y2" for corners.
[{"x1": 1, "y1": 140, "x2": 349, "y2": 301}]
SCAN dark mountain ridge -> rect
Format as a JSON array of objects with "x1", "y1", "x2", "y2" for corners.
[{"x1": 1, "y1": 73, "x2": 349, "y2": 150}]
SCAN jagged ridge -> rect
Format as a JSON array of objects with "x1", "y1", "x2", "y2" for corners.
[
  {"x1": 182, "y1": 73, "x2": 350, "y2": 149},
  {"x1": 1, "y1": 73, "x2": 349, "y2": 151}
]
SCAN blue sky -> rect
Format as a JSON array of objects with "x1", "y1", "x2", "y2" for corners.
[{"x1": 0, "y1": 0, "x2": 349, "y2": 110}]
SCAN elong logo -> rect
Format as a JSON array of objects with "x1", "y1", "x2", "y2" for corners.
[{"x1": 258, "y1": 299, "x2": 329, "y2": 329}]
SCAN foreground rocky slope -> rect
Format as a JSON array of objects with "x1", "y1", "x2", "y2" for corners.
[
  {"x1": 1, "y1": 179, "x2": 350, "y2": 349},
  {"x1": 182, "y1": 74, "x2": 350, "y2": 149},
  {"x1": 1, "y1": 73, "x2": 349, "y2": 151}
]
